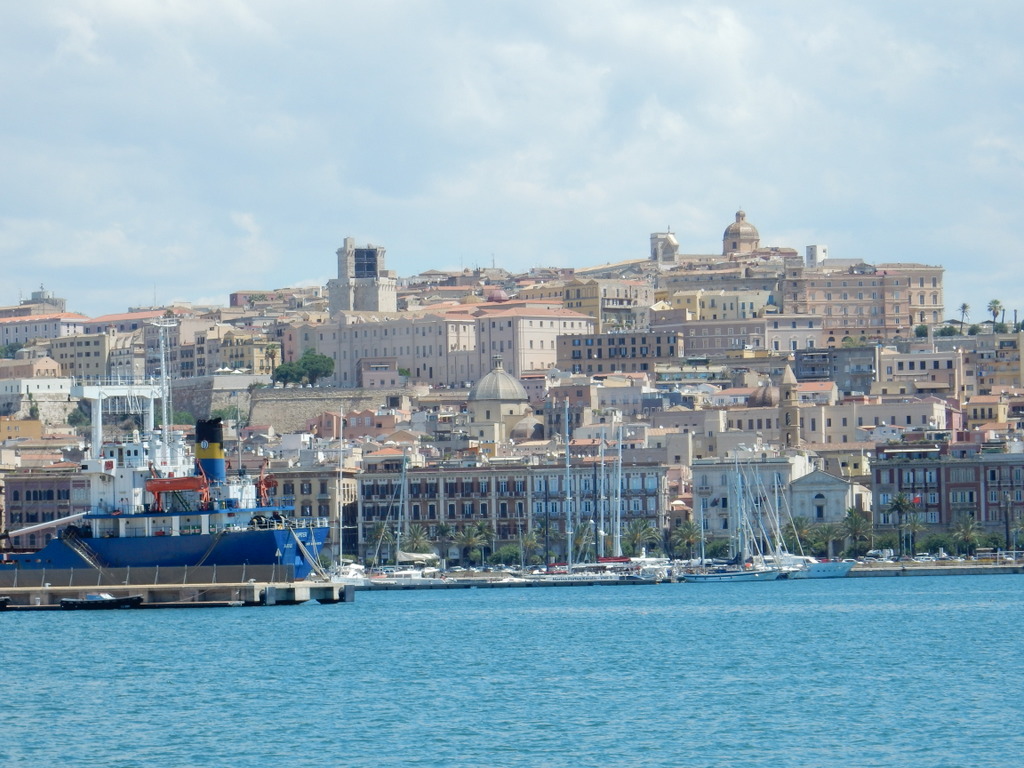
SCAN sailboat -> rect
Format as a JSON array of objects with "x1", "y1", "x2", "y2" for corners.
[
  {"x1": 367, "y1": 452, "x2": 445, "y2": 588},
  {"x1": 747, "y1": 467, "x2": 854, "y2": 580},
  {"x1": 681, "y1": 460, "x2": 781, "y2": 583}
]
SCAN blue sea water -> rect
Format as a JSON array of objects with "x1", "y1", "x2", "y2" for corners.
[{"x1": 3, "y1": 576, "x2": 1024, "y2": 768}]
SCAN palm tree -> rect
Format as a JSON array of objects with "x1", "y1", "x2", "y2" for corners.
[
  {"x1": 623, "y1": 519, "x2": 661, "y2": 557},
  {"x1": 573, "y1": 520, "x2": 596, "y2": 562},
  {"x1": 264, "y1": 342, "x2": 278, "y2": 376},
  {"x1": 958, "y1": 303, "x2": 970, "y2": 334},
  {"x1": 812, "y1": 522, "x2": 844, "y2": 560},
  {"x1": 454, "y1": 525, "x2": 484, "y2": 566},
  {"x1": 988, "y1": 299, "x2": 1003, "y2": 326},
  {"x1": 887, "y1": 492, "x2": 914, "y2": 557},
  {"x1": 951, "y1": 513, "x2": 982, "y2": 556},
  {"x1": 519, "y1": 530, "x2": 540, "y2": 566},
  {"x1": 402, "y1": 524, "x2": 431, "y2": 554},
  {"x1": 905, "y1": 513, "x2": 927, "y2": 556},
  {"x1": 433, "y1": 523, "x2": 454, "y2": 567},
  {"x1": 369, "y1": 522, "x2": 394, "y2": 566},
  {"x1": 842, "y1": 508, "x2": 872, "y2": 556},
  {"x1": 783, "y1": 515, "x2": 814, "y2": 553},
  {"x1": 533, "y1": 522, "x2": 563, "y2": 566},
  {"x1": 474, "y1": 521, "x2": 496, "y2": 564},
  {"x1": 670, "y1": 520, "x2": 704, "y2": 560}
]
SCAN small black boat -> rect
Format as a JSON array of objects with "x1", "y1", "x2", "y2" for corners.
[
  {"x1": 60, "y1": 593, "x2": 144, "y2": 610},
  {"x1": 0, "y1": 596, "x2": 10, "y2": 611}
]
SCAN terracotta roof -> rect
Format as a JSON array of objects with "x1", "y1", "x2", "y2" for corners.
[
  {"x1": 0, "y1": 313, "x2": 88, "y2": 324},
  {"x1": 797, "y1": 382, "x2": 837, "y2": 392}
]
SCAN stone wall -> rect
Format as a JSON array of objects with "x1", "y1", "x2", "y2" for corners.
[{"x1": 249, "y1": 387, "x2": 414, "y2": 434}]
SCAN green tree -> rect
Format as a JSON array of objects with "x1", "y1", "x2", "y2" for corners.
[
  {"x1": 572, "y1": 519, "x2": 596, "y2": 562},
  {"x1": 401, "y1": 524, "x2": 431, "y2": 554},
  {"x1": 968, "y1": 324, "x2": 981, "y2": 336},
  {"x1": 812, "y1": 522, "x2": 844, "y2": 560},
  {"x1": 988, "y1": 299, "x2": 1003, "y2": 325},
  {"x1": 492, "y1": 544, "x2": 521, "y2": 565},
  {"x1": 454, "y1": 525, "x2": 484, "y2": 566},
  {"x1": 914, "y1": 324, "x2": 928, "y2": 338},
  {"x1": 905, "y1": 512, "x2": 928, "y2": 555},
  {"x1": 475, "y1": 520, "x2": 496, "y2": 562},
  {"x1": 623, "y1": 519, "x2": 661, "y2": 557},
  {"x1": 433, "y1": 523, "x2": 454, "y2": 566},
  {"x1": 783, "y1": 516, "x2": 814, "y2": 553},
  {"x1": 958, "y1": 302, "x2": 970, "y2": 334},
  {"x1": 67, "y1": 407, "x2": 90, "y2": 428},
  {"x1": 519, "y1": 530, "x2": 541, "y2": 566},
  {"x1": 842, "y1": 508, "x2": 873, "y2": 556},
  {"x1": 936, "y1": 325, "x2": 958, "y2": 337},
  {"x1": 670, "y1": 520, "x2": 704, "y2": 560},
  {"x1": 297, "y1": 349, "x2": 334, "y2": 386},
  {"x1": 887, "y1": 493, "x2": 914, "y2": 557},
  {"x1": 705, "y1": 538, "x2": 730, "y2": 559},
  {"x1": 264, "y1": 342, "x2": 278, "y2": 375},
  {"x1": 369, "y1": 522, "x2": 394, "y2": 565},
  {"x1": 951, "y1": 513, "x2": 982, "y2": 556},
  {"x1": 0, "y1": 343, "x2": 23, "y2": 359},
  {"x1": 273, "y1": 361, "x2": 305, "y2": 386}
]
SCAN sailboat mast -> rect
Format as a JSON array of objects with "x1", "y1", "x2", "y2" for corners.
[
  {"x1": 614, "y1": 424, "x2": 623, "y2": 557},
  {"x1": 598, "y1": 428, "x2": 606, "y2": 558},
  {"x1": 396, "y1": 452, "x2": 407, "y2": 562},
  {"x1": 564, "y1": 398, "x2": 573, "y2": 573}
]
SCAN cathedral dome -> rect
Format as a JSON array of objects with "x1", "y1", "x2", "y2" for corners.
[
  {"x1": 467, "y1": 357, "x2": 528, "y2": 402},
  {"x1": 722, "y1": 210, "x2": 760, "y2": 254}
]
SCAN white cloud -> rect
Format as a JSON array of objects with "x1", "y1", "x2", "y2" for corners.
[{"x1": 0, "y1": 1, "x2": 1020, "y2": 316}]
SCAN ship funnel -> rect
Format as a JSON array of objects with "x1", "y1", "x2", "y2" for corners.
[{"x1": 195, "y1": 418, "x2": 227, "y2": 482}]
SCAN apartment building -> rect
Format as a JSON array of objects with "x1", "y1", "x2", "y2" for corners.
[
  {"x1": 555, "y1": 331, "x2": 683, "y2": 376},
  {"x1": 355, "y1": 454, "x2": 669, "y2": 563},
  {"x1": 0, "y1": 313, "x2": 87, "y2": 348},
  {"x1": 783, "y1": 260, "x2": 945, "y2": 341},
  {"x1": 871, "y1": 447, "x2": 1024, "y2": 539}
]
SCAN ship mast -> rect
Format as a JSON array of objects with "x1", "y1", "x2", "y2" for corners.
[{"x1": 564, "y1": 398, "x2": 573, "y2": 573}]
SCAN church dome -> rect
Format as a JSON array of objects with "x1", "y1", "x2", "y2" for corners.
[
  {"x1": 722, "y1": 210, "x2": 760, "y2": 254},
  {"x1": 467, "y1": 357, "x2": 528, "y2": 402}
]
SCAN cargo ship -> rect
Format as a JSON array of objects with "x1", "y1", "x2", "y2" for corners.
[{"x1": 1, "y1": 418, "x2": 330, "y2": 580}]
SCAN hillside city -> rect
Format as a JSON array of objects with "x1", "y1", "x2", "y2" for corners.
[{"x1": 1, "y1": 210, "x2": 1020, "y2": 566}]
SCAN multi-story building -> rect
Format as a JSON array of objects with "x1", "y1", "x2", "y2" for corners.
[
  {"x1": 0, "y1": 313, "x2": 88, "y2": 348},
  {"x1": 355, "y1": 454, "x2": 669, "y2": 563},
  {"x1": 47, "y1": 329, "x2": 118, "y2": 382},
  {"x1": 471, "y1": 303, "x2": 594, "y2": 378},
  {"x1": 556, "y1": 331, "x2": 683, "y2": 376},
  {"x1": 656, "y1": 288, "x2": 775, "y2": 321},
  {"x1": 783, "y1": 260, "x2": 945, "y2": 342},
  {"x1": 793, "y1": 346, "x2": 880, "y2": 396},
  {"x1": 3, "y1": 466, "x2": 85, "y2": 549},
  {"x1": 559, "y1": 278, "x2": 654, "y2": 332},
  {"x1": 875, "y1": 346, "x2": 971, "y2": 400},
  {"x1": 691, "y1": 452, "x2": 816, "y2": 547},
  {"x1": 871, "y1": 446, "x2": 1024, "y2": 544},
  {"x1": 650, "y1": 310, "x2": 767, "y2": 355}
]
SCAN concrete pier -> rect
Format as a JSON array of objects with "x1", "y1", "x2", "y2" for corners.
[{"x1": 0, "y1": 581, "x2": 355, "y2": 610}]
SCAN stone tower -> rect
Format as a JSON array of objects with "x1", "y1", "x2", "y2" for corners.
[{"x1": 327, "y1": 237, "x2": 398, "y2": 315}]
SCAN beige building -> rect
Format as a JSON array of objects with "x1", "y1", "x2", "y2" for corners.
[
  {"x1": 556, "y1": 331, "x2": 683, "y2": 376},
  {"x1": 47, "y1": 328, "x2": 117, "y2": 382},
  {"x1": 657, "y1": 288, "x2": 775, "y2": 321},
  {"x1": 783, "y1": 260, "x2": 945, "y2": 342}
]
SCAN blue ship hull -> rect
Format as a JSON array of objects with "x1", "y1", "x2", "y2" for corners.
[{"x1": 2, "y1": 526, "x2": 329, "y2": 580}]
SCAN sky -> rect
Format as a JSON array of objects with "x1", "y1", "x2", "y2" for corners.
[{"x1": 1, "y1": 1, "x2": 1021, "y2": 321}]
